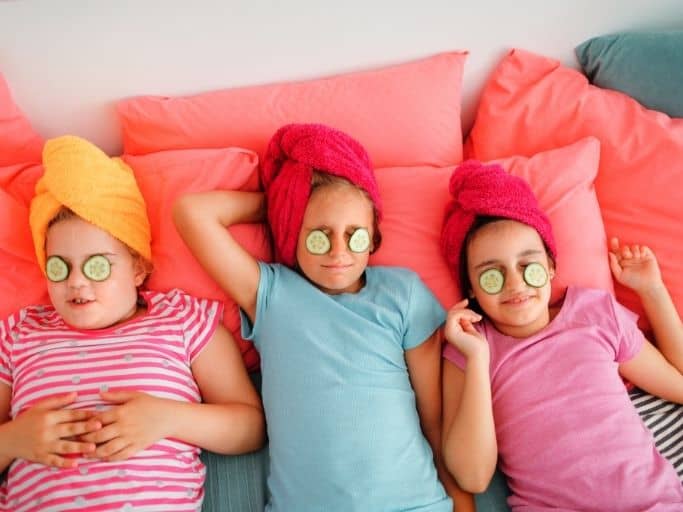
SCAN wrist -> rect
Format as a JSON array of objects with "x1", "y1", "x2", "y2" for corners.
[{"x1": 636, "y1": 282, "x2": 668, "y2": 301}]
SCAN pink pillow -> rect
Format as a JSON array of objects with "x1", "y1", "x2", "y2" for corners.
[
  {"x1": 0, "y1": 74, "x2": 47, "y2": 319},
  {"x1": 124, "y1": 148, "x2": 269, "y2": 372},
  {"x1": 466, "y1": 49, "x2": 683, "y2": 330},
  {"x1": 0, "y1": 188, "x2": 49, "y2": 319},
  {"x1": 0, "y1": 74, "x2": 43, "y2": 166},
  {"x1": 371, "y1": 137, "x2": 612, "y2": 309},
  {"x1": 117, "y1": 52, "x2": 467, "y2": 168}
]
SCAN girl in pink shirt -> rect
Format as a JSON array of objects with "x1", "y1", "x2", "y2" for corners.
[
  {"x1": 440, "y1": 160, "x2": 683, "y2": 511},
  {"x1": 0, "y1": 135, "x2": 264, "y2": 511}
]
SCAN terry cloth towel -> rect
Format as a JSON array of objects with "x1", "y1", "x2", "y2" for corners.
[
  {"x1": 261, "y1": 123, "x2": 382, "y2": 266},
  {"x1": 441, "y1": 159, "x2": 556, "y2": 292},
  {"x1": 29, "y1": 135, "x2": 152, "y2": 272}
]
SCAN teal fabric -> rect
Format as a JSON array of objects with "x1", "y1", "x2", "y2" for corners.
[
  {"x1": 575, "y1": 31, "x2": 683, "y2": 117},
  {"x1": 201, "y1": 447, "x2": 269, "y2": 512},
  {"x1": 475, "y1": 468, "x2": 511, "y2": 512},
  {"x1": 201, "y1": 371, "x2": 269, "y2": 512}
]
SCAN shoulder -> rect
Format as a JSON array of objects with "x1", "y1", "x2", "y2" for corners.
[
  {"x1": 142, "y1": 289, "x2": 222, "y2": 317},
  {"x1": 367, "y1": 266, "x2": 424, "y2": 292},
  {"x1": 564, "y1": 286, "x2": 636, "y2": 327}
]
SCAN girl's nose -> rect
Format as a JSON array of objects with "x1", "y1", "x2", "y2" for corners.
[
  {"x1": 504, "y1": 268, "x2": 525, "y2": 291},
  {"x1": 327, "y1": 232, "x2": 349, "y2": 257},
  {"x1": 67, "y1": 266, "x2": 89, "y2": 288}
]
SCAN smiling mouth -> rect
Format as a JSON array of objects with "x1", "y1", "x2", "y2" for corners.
[
  {"x1": 69, "y1": 298, "x2": 93, "y2": 305},
  {"x1": 503, "y1": 295, "x2": 532, "y2": 305}
]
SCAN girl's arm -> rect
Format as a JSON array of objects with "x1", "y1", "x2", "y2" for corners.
[
  {"x1": 609, "y1": 238, "x2": 683, "y2": 371},
  {"x1": 619, "y1": 340, "x2": 683, "y2": 404},
  {"x1": 81, "y1": 325, "x2": 265, "y2": 460},
  {"x1": 173, "y1": 191, "x2": 265, "y2": 321},
  {"x1": 406, "y1": 330, "x2": 476, "y2": 512},
  {"x1": 441, "y1": 301, "x2": 497, "y2": 494}
]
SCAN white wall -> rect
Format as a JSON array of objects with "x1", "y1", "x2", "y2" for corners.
[{"x1": 1, "y1": 0, "x2": 682, "y2": 155}]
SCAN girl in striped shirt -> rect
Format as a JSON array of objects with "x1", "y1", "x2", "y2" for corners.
[{"x1": 0, "y1": 135, "x2": 264, "y2": 511}]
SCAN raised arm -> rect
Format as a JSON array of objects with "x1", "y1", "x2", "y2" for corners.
[
  {"x1": 173, "y1": 191, "x2": 265, "y2": 321},
  {"x1": 609, "y1": 238, "x2": 683, "y2": 372},
  {"x1": 619, "y1": 339, "x2": 683, "y2": 404},
  {"x1": 441, "y1": 300, "x2": 497, "y2": 494}
]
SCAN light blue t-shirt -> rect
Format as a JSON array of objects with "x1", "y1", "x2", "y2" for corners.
[{"x1": 241, "y1": 263, "x2": 451, "y2": 512}]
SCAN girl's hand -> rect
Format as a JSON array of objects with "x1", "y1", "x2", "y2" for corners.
[
  {"x1": 609, "y1": 237, "x2": 663, "y2": 295},
  {"x1": 444, "y1": 299, "x2": 488, "y2": 361},
  {"x1": 80, "y1": 391, "x2": 171, "y2": 462},
  {"x1": 4, "y1": 393, "x2": 100, "y2": 468}
]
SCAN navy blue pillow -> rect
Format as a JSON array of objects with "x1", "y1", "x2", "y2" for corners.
[{"x1": 576, "y1": 31, "x2": 683, "y2": 117}]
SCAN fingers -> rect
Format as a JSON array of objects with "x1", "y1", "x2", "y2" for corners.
[
  {"x1": 91, "y1": 437, "x2": 133, "y2": 460},
  {"x1": 78, "y1": 423, "x2": 120, "y2": 445},
  {"x1": 30, "y1": 392, "x2": 78, "y2": 411},
  {"x1": 53, "y1": 438, "x2": 97, "y2": 456},
  {"x1": 99, "y1": 390, "x2": 138, "y2": 404},
  {"x1": 56, "y1": 417, "x2": 102, "y2": 438},
  {"x1": 42, "y1": 453, "x2": 80, "y2": 469}
]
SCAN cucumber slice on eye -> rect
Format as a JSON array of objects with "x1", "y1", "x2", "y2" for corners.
[
  {"x1": 305, "y1": 230, "x2": 331, "y2": 255},
  {"x1": 479, "y1": 268, "x2": 504, "y2": 294},
  {"x1": 46, "y1": 255, "x2": 70, "y2": 282},
  {"x1": 523, "y1": 262, "x2": 548, "y2": 288},
  {"x1": 82, "y1": 255, "x2": 112, "y2": 281},
  {"x1": 348, "y1": 228, "x2": 370, "y2": 253}
]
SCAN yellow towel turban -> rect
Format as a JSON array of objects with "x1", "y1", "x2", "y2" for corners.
[{"x1": 29, "y1": 135, "x2": 152, "y2": 273}]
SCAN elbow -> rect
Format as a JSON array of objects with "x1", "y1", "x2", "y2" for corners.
[
  {"x1": 458, "y1": 471, "x2": 494, "y2": 494},
  {"x1": 444, "y1": 452, "x2": 496, "y2": 494}
]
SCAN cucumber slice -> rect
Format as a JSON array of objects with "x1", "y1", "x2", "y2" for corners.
[
  {"x1": 348, "y1": 228, "x2": 370, "y2": 253},
  {"x1": 305, "y1": 230, "x2": 330, "y2": 255},
  {"x1": 46, "y1": 255, "x2": 70, "y2": 282},
  {"x1": 479, "y1": 268, "x2": 504, "y2": 294},
  {"x1": 82, "y1": 254, "x2": 111, "y2": 281},
  {"x1": 523, "y1": 262, "x2": 548, "y2": 288}
]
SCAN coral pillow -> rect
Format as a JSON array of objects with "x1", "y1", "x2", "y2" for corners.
[
  {"x1": 371, "y1": 137, "x2": 611, "y2": 309},
  {"x1": 0, "y1": 188, "x2": 49, "y2": 319},
  {"x1": 0, "y1": 74, "x2": 44, "y2": 166},
  {"x1": 0, "y1": 73, "x2": 47, "y2": 319},
  {"x1": 124, "y1": 148, "x2": 270, "y2": 372},
  {"x1": 117, "y1": 52, "x2": 467, "y2": 167},
  {"x1": 466, "y1": 48, "x2": 683, "y2": 330}
]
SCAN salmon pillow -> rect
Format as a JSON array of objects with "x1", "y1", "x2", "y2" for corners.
[
  {"x1": 0, "y1": 74, "x2": 44, "y2": 166},
  {"x1": 117, "y1": 52, "x2": 467, "y2": 168},
  {"x1": 0, "y1": 73, "x2": 48, "y2": 319},
  {"x1": 465, "y1": 48, "x2": 683, "y2": 331},
  {"x1": 372, "y1": 137, "x2": 611, "y2": 309},
  {"x1": 124, "y1": 148, "x2": 270, "y2": 371}
]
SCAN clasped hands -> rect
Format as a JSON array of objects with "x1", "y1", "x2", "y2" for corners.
[{"x1": 6, "y1": 390, "x2": 168, "y2": 468}]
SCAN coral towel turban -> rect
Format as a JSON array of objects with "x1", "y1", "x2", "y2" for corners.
[
  {"x1": 261, "y1": 123, "x2": 381, "y2": 266},
  {"x1": 441, "y1": 160, "x2": 556, "y2": 292}
]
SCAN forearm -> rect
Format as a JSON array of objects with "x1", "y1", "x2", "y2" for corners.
[
  {"x1": 638, "y1": 283, "x2": 683, "y2": 372},
  {"x1": 174, "y1": 190, "x2": 265, "y2": 231},
  {"x1": 443, "y1": 358, "x2": 496, "y2": 492},
  {"x1": 0, "y1": 421, "x2": 15, "y2": 472},
  {"x1": 166, "y1": 400, "x2": 265, "y2": 454}
]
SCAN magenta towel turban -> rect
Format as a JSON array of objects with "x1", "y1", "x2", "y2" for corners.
[
  {"x1": 441, "y1": 160, "x2": 556, "y2": 291},
  {"x1": 261, "y1": 123, "x2": 382, "y2": 267}
]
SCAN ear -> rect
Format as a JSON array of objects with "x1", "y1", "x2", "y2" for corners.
[
  {"x1": 548, "y1": 260, "x2": 556, "y2": 280},
  {"x1": 133, "y1": 257, "x2": 149, "y2": 287}
]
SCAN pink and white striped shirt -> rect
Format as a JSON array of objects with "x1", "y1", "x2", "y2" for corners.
[{"x1": 0, "y1": 289, "x2": 222, "y2": 512}]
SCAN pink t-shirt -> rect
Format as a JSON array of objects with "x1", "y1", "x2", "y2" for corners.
[
  {"x1": 0, "y1": 289, "x2": 221, "y2": 512},
  {"x1": 443, "y1": 287, "x2": 683, "y2": 511}
]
